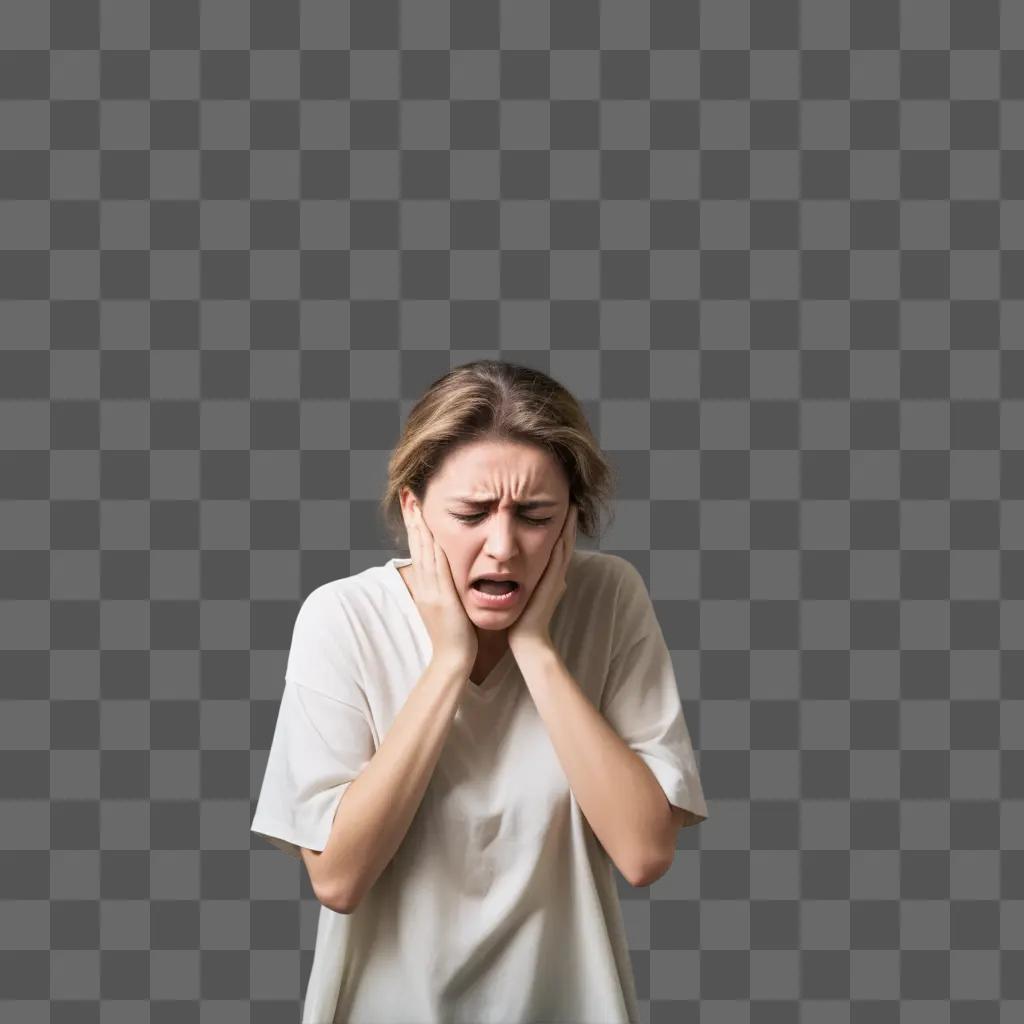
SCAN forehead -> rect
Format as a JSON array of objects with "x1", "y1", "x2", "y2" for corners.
[{"x1": 433, "y1": 439, "x2": 566, "y2": 495}]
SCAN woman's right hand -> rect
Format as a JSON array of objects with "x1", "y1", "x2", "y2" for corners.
[{"x1": 404, "y1": 503, "x2": 478, "y2": 672}]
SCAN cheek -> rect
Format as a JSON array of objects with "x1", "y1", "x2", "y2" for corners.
[{"x1": 438, "y1": 537, "x2": 471, "y2": 577}]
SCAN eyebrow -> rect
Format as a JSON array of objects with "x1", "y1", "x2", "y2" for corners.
[{"x1": 450, "y1": 496, "x2": 560, "y2": 510}]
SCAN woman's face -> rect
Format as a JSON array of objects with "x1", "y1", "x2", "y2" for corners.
[{"x1": 400, "y1": 439, "x2": 572, "y2": 635}]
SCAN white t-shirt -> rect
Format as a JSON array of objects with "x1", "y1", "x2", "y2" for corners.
[{"x1": 251, "y1": 549, "x2": 709, "y2": 1024}]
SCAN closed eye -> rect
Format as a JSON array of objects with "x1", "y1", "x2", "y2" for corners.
[{"x1": 451, "y1": 512, "x2": 552, "y2": 527}]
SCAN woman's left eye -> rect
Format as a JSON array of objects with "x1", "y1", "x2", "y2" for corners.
[{"x1": 451, "y1": 512, "x2": 552, "y2": 527}]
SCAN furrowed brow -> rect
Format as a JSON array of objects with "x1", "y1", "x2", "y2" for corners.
[{"x1": 452, "y1": 496, "x2": 559, "y2": 510}]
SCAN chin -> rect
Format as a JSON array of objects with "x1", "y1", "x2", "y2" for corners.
[{"x1": 467, "y1": 606, "x2": 521, "y2": 626}]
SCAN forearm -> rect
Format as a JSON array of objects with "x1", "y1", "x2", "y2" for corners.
[
  {"x1": 515, "y1": 642, "x2": 671, "y2": 887},
  {"x1": 306, "y1": 656, "x2": 470, "y2": 913}
]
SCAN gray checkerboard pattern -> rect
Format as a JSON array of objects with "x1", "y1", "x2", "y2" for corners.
[{"x1": 1, "y1": 0, "x2": 1022, "y2": 1021}]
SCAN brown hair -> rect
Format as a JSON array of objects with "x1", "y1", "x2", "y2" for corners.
[{"x1": 379, "y1": 360, "x2": 617, "y2": 552}]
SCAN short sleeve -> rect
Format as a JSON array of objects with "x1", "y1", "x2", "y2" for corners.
[
  {"x1": 250, "y1": 586, "x2": 377, "y2": 860},
  {"x1": 600, "y1": 561, "x2": 709, "y2": 826}
]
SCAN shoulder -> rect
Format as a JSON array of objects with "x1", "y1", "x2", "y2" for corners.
[
  {"x1": 569, "y1": 551, "x2": 658, "y2": 657},
  {"x1": 291, "y1": 579, "x2": 350, "y2": 634},
  {"x1": 556, "y1": 553, "x2": 655, "y2": 695},
  {"x1": 569, "y1": 549, "x2": 647, "y2": 600},
  {"x1": 285, "y1": 573, "x2": 382, "y2": 685},
  {"x1": 564, "y1": 550, "x2": 651, "y2": 638},
  {"x1": 295, "y1": 563, "x2": 392, "y2": 628}
]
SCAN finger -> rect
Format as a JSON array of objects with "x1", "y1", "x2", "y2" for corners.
[
  {"x1": 429, "y1": 522, "x2": 456, "y2": 593},
  {"x1": 418, "y1": 505, "x2": 436, "y2": 581},
  {"x1": 438, "y1": 538, "x2": 457, "y2": 589},
  {"x1": 406, "y1": 507, "x2": 419, "y2": 573}
]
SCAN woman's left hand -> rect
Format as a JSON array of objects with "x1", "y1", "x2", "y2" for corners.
[{"x1": 508, "y1": 504, "x2": 578, "y2": 656}]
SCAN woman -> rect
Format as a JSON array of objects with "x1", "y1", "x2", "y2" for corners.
[{"x1": 251, "y1": 360, "x2": 708, "y2": 1023}]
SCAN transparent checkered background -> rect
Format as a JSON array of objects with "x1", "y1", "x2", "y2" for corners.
[{"x1": 2, "y1": 1, "x2": 1023, "y2": 1021}]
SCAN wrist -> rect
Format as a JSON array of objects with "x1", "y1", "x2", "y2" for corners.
[
  {"x1": 429, "y1": 656, "x2": 472, "y2": 683},
  {"x1": 509, "y1": 634, "x2": 555, "y2": 660}
]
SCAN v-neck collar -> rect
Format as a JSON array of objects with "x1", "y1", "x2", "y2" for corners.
[{"x1": 383, "y1": 557, "x2": 514, "y2": 698}]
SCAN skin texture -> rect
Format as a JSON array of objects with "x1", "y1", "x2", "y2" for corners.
[{"x1": 397, "y1": 439, "x2": 573, "y2": 678}]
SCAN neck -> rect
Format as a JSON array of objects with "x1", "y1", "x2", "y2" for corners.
[{"x1": 477, "y1": 628, "x2": 509, "y2": 654}]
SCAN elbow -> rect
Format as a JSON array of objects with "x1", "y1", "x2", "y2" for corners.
[
  {"x1": 630, "y1": 803, "x2": 687, "y2": 886},
  {"x1": 303, "y1": 853, "x2": 358, "y2": 915},
  {"x1": 325, "y1": 896, "x2": 356, "y2": 916},
  {"x1": 317, "y1": 880, "x2": 357, "y2": 915},
  {"x1": 629, "y1": 851, "x2": 673, "y2": 889},
  {"x1": 302, "y1": 844, "x2": 359, "y2": 914}
]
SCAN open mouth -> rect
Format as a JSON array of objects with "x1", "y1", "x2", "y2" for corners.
[
  {"x1": 469, "y1": 577, "x2": 522, "y2": 606},
  {"x1": 471, "y1": 578, "x2": 520, "y2": 594}
]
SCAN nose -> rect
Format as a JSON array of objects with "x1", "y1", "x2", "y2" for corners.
[{"x1": 481, "y1": 510, "x2": 521, "y2": 560}]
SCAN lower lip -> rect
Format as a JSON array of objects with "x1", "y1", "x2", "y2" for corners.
[{"x1": 469, "y1": 584, "x2": 522, "y2": 608}]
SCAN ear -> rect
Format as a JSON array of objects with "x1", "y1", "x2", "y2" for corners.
[{"x1": 398, "y1": 491, "x2": 417, "y2": 533}]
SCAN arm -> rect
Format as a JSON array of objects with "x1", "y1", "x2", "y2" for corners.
[
  {"x1": 300, "y1": 656, "x2": 470, "y2": 913},
  {"x1": 514, "y1": 641, "x2": 678, "y2": 888}
]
